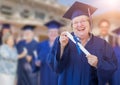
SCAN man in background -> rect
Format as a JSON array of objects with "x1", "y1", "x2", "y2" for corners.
[
  {"x1": 33, "y1": 20, "x2": 64, "y2": 85},
  {"x1": 98, "y1": 19, "x2": 115, "y2": 46},
  {"x1": 16, "y1": 25, "x2": 39, "y2": 85}
]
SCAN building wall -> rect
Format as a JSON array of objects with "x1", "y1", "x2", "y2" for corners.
[{"x1": 0, "y1": 0, "x2": 68, "y2": 41}]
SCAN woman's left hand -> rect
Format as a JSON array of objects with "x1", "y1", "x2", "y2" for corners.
[
  {"x1": 86, "y1": 54, "x2": 98, "y2": 68},
  {"x1": 26, "y1": 55, "x2": 32, "y2": 62}
]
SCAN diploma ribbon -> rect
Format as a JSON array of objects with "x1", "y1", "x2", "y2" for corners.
[{"x1": 66, "y1": 32, "x2": 90, "y2": 56}]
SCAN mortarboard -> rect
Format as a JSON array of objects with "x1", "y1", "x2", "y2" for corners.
[
  {"x1": 63, "y1": 1, "x2": 97, "y2": 20},
  {"x1": 113, "y1": 27, "x2": 120, "y2": 35},
  {"x1": 2, "y1": 23, "x2": 11, "y2": 29},
  {"x1": 45, "y1": 20, "x2": 64, "y2": 29},
  {"x1": 22, "y1": 25, "x2": 36, "y2": 31}
]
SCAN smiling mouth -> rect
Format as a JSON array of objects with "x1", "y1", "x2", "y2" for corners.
[{"x1": 77, "y1": 27, "x2": 86, "y2": 31}]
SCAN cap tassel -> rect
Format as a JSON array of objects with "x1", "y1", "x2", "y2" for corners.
[{"x1": 88, "y1": 8, "x2": 93, "y2": 29}]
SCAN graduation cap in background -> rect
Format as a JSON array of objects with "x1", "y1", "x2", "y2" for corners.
[
  {"x1": 2, "y1": 23, "x2": 11, "y2": 29},
  {"x1": 22, "y1": 25, "x2": 36, "y2": 31},
  {"x1": 45, "y1": 20, "x2": 64, "y2": 29},
  {"x1": 113, "y1": 27, "x2": 120, "y2": 35},
  {"x1": 63, "y1": 1, "x2": 97, "y2": 20}
]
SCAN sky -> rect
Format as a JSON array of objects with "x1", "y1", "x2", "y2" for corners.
[{"x1": 58, "y1": 0, "x2": 120, "y2": 15}]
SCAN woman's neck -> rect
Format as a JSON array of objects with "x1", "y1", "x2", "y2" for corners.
[
  {"x1": 7, "y1": 44, "x2": 14, "y2": 49},
  {"x1": 26, "y1": 39, "x2": 32, "y2": 43},
  {"x1": 79, "y1": 34, "x2": 90, "y2": 46},
  {"x1": 49, "y1": 40, "x2": 54, "y2": 47}
]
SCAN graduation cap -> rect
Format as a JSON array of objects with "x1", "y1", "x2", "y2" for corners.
[
  {"x1": 45, "y1": 20, "x2": 64, "y2": 29},
  {"x1": 63, "y1": 1, "x2": 97, "y2": 20},
  {"x1": 2, "y1": 23, "x2": 11, "y2": 29},
  {"x1": 22, "y1": 25, "x2": 36, "y2": 31},
  {"x1": 113, "y1": 27, "x2": 120, "y2": 35}
]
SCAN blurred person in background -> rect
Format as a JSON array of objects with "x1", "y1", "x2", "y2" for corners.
[
  {"x1": 33, "y1": 20, "x2": 64, "y2": 85},
  {"x1": 0, "y1": 24, "x2": 11, "y2": 45},
  {"x1": 16, "y1": 25, "x2": 39, "y2": 85},
  {"x1": 0, "y1": 33, "x2": 26, "y2": 85},
  {"x1": 109, "y1": 28, "x2": 120, "y2": 85},
  {"x1": 98, "y1": 19, "x2": 115, "y2": 46}
]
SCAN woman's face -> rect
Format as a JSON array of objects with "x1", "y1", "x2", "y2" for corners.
[
  {"x1": 2, "y1": 29, "x2": 10, "y2": 35},
  {"x1": 48, "y1": 29, "x2": 59, "y2": 42},
  {"x1": 6, "y1": 35, "x2": 14, "y2": 46},
  {"x1": 72, "y1": 15, "x2": 90, "y2": 39},
  {"x1": 23, "y1": 30, "x2": 34, "y2": 41}
]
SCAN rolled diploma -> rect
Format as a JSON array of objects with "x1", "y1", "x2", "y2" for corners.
[
  {"x1": 33, "y1": 50, "x2": 38, "y2": 59},
  {"x1": 66, "y1": 32, "x2": 90, "y2": 56}
]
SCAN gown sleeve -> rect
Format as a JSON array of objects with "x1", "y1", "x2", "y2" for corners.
[
  {"x1": 97, "y1": 40, "x2": 118, "y2": 84},
  {"x1": 47, "y1": 37, "x2": 70, "y2": 74}
]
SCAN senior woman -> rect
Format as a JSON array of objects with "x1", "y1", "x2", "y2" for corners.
[
  {"x1": 0, "y1": 33, "x2": 26, "y2": 85},
  {"x1": 48, "y1": 1, "x2": 117, "y2": 85}
]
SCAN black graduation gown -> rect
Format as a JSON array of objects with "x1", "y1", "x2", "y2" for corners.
[
  {"x1": 109, "y1": 46, "x2": 120, "y2": 85},
  {"x1": 47, "y1": 33, "x2": 118, "y2": 85},
  {"x1": 16, "y1": 40, "x2": 38, "y2": 85},
  {"x1": 33, "y1": 40, "x2": 58, "y2": 85}
]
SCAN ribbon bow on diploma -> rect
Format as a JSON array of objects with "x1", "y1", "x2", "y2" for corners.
[{"x1": 66, "y1": 32, "x2": 91, "y2": 56}]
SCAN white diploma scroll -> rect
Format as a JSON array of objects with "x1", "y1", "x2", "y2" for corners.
[
  {"x1": 23, "y1": 47, "x2": 28, "y2": 55},
  {"x1": 33, "y1": 50, "x2": 38, "y2": 59},
  {"x1": 66, "y1": 32, "x2": 90, "y2": 56}
]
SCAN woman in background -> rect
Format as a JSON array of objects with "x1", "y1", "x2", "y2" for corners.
[
  {"x1": 110, "y1": 28, "x2": 120, "y2": 85},
  {"x1": 0, "y1": 24, "x2": 11, "y2": 45},
  {"x1": 0, "y1": 33, "x2": 26, "y2": 85}
]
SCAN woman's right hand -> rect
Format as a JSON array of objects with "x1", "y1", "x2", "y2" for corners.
[
  {"x1": 35, "y1": 60, "x2": 41, "y2": 67},
  {"x1": 26, "y1": 55, "x2": 32, "y2": 62},
  {"x1": 59, "y1": 32, "x2": 69, "y2": 48},
  {"x1": 18, "y1": 48, "x2": 27, "y2": 59}
]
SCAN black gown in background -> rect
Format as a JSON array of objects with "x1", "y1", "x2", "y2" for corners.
[{"x1": 16, "y1": 40, "x2": 38, "y2": 85}]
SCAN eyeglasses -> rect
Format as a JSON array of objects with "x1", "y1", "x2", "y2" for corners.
[
  {"x1": 72, "y1": 19, "x2": 89, "y2": 26},
  {"x1": 99, "y1": 26, "x2": 110, "y2": 28}
]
